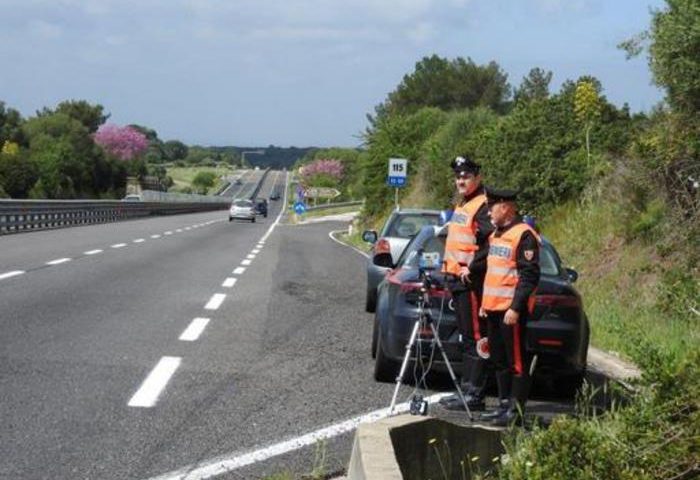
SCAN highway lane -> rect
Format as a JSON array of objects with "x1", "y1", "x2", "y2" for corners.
[{"x1": 0, "y1": 172, "x2": 288, "y2": 479}]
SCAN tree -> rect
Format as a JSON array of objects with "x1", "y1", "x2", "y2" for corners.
[
  {"x1": 163, "y1": 140, "x2": 188, "y2": 161},
  {"x1": 574, "y1": 80, "x2": 602, "y2": 165},
  {"x1": 649, "y1": 0, "x2": 700, "y2": 116},
  {"x1": 514, "y1": 68, "x2": 553, "y2": 104},
  {"x1": 192, "y1": 171, "x2": 217, "y2": 194},
  {"x1": 0, "y1": 144, "x2": 38, "y2": 198},
  {"x1": 0, "y1": 101, "x2": 25, "y2": 146},
  {"x1": 94, "y1": 124, "x2": 149, "y2": 161},
  {"x1": 38, "y1": 100, "x2": 109, "y2": 134},
  {"x1": 378, "y1": 55, "x2": 511, "y2": 118}
]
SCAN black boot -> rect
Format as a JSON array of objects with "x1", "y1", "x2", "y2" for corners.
[
  {"x1": 442, "y1": 393, "x2": 486, "y2": 411},
  {"x1": 491, "y1": 375, "x2": 531, "y2": 427},
  {"x1": 480, "y1": 398, "x2": 510, "y2": 420},
  {"x1": 481, "y1": 370, "x2": 511, "y2": 420}
]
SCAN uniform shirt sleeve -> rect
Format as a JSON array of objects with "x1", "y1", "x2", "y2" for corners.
[
  {"x1": 510, "y1": 231, "x2": 540, "y2": 313},
  {"x1": 467, "y1": 202, "x2": 494, "y2": 284}
]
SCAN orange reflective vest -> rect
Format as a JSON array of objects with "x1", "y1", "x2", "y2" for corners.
[
  {"x1": 482, "y1": 223, "x2": 541, "y2": 312},
  {"x1": 442, "y1": 193, "x2": 487, "y2": 276}
]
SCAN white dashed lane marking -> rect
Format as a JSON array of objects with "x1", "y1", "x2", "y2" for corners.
[
  {"x1": 128, "y1": 356, "x2": 181, "y2": 408},
  {"x1": 0, "y1": 270, "x2": 25, "y2": 281},
  {"x1": 134, "y1": 239, "x2": 145, "y2": 243},
  {"x1": 204, "y1": 293, "x2": 226, "y2": 311},
  {"x1": 222, "y1": 278, "x2": 237, "y2": 288},
  {"x1": 241, "y1": 259, "x2": 252, "y2": 266},
  {"x1": 165, "y1": 231, "x2": 173, "y2": 235},
  {"x1": 46, "y1": 258, "x2": 71, "y2": 265},
  {"x1": 151, "y1": 234, "x2": 161, "y2": 239},
  {"x1": 84, "y1": 249, "x2": 103, "y2": 255},
  {"x1": 246, "y1": 254, "x2": 255, "y2": 259},
  {"x1": 111, "y1": 243, "x2": 127, "y2": 249},
  {"x1": 179, "y1": 318, "x2": 210, "y2": 342},
  {"x1": 233, "y1": 267, "x2": 246, "y2": 275}
]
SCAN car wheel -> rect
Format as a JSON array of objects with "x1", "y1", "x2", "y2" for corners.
[
  {"x1": 365, "y1": 288, "x2": 377, "y2": 313},
  {"x1": 252, "y1": 217, "x2": 256, "y2": 223},
  {"x1": 374, "y1": 331, "x2": 398, "y2": 383},
  {"x1": 371, "y1": 314, "x2": 379, "y2": 359},
  {"x1": 228, "y1": 217, "x2": 233, "y2": 222},
  {"x1": 558, "y1": 371, "x2": 586, "y2": 399}
]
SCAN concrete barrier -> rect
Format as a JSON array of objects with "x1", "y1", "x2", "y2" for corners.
[{"x1": 347, "y1": 415, "x2": 503, "y2": 480}]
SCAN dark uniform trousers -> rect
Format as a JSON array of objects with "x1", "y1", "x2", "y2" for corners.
[
  {"x1": 447, "y1": 277, "x2": 490, "y2": 399},
  {"x1": 486, "y1": 311, "x2": 532, "y2": 408}
]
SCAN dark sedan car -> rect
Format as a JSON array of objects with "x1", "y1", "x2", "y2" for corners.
[
  {"x1": 371, "y1": 225, "x2": 589, "y2": 397},
  {"x1": 254, "y1": 198, "x2": 268, "y2": 218}
]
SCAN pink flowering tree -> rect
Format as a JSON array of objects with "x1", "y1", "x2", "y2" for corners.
[
  {"x1": 94, "y1": 124, "x2": 149, "y2": 161},
  {"x1": 299, "y1": 159, "x2": 344, "y2": 187}
]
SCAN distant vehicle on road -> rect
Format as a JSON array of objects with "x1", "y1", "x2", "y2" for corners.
[
  {"x1": 229, "y1": 199, "x2": 256, "y2": 223},
  {"x1": 371, "y1": 225, "x2": 589, "y2": 397},
  {"x1": 254, "y1": 198, "x2": 268, "y2": 218},
  {"x1": 362, "y1": 209, "x2": 441, "y2": 313},
  {"x1": 269, "y1": 190, "x2": 281, "y2": 201},
  {"x1": 121, "y1": 194, "x2": 142, "y2": 202}
]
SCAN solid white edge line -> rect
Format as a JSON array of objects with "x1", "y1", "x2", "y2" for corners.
[
  {"x1": 222, "y1": 278, "x2": 237, "y2": 288},
  {"x1": 46, "y1": 258, "x2": 71, "y2": 265},
  {"x1": 241, "y1": 259, "x2": 252, "y2": 266},
  {"x1": 204, "y1": 293, "x2": 226, "y2": 310},
  {"x1": 0, "y1": 270, "x2": 25, "y2": 280},
  {"x1": 233, "y1": 267, "x2": 246, "y2": 275},
  {"x1": 111, "y1": 243, "x2": 127, "y2": 248},
  {"x1": 84, "y1": 249, "x2": 103, "y2": 255},
  {"x1": 127, "y1": 356, "x2": 181, "y2": 408},
  {"x1": 328, "y1": 229, "x2": 370, "y2": 258},
  {"x1": 142, "y1": 392, "x2": 452, "y2": 480},
  {"x1": 179, "y1": 318, "x2": 211, "y2": 342}
]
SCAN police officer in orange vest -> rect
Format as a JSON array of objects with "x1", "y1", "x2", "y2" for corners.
[
  {"x1": 479, "y1": 187, "x2": 540, "y2": 426},
  {"x1": 439, "y1": 156, "x2": 494, "y2": 411}
]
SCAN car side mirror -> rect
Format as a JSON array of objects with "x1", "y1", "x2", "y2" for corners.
[
  {"x1": 373, "y1": 252, "x2": 394, "y2": 268},
  {"x1": 362, "y1": 230, "x2": 378, "y2": 244},
  {"x1": 565, "y1": 267, "x2": 579, "y2": 283}
]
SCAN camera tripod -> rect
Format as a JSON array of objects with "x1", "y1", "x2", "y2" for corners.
[{"x1": 388, "y1": 266, "x2": 474, "y2": 420}]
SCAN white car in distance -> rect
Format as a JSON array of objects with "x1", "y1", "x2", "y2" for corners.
[{"x1": 229, "y1": 199, "x2": 256, "y2": 223}]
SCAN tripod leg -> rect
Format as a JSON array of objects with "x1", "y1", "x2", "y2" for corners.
[
  {"x1": 430, "y1": 323, "x2": 473, "y2": 421},
  {"x1": 389, "y1": 320, "x2": 421, "y2": 414}
]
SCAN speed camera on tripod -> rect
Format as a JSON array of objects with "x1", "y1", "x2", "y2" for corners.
[{"x1": 418, "y1": 250, "x2": 441, "y2": 271}]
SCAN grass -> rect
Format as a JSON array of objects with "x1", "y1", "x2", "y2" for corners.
[
  {"x1": 541, "y1": 199, "x2": 699, "y2": 364},
  {"x1": 166, "y1": 165, "x2": 237, "y2": 195}
]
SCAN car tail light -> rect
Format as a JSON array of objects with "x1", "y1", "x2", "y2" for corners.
[
  {"x1": 535, "y1": 294, "x2": 581, "y2": 308},
  {"x1": 375, "y1": 238, "x2": 391, "y2": 255},
  {"x1": 537, "y1": 338, "x2": 564, "y2": 347}
]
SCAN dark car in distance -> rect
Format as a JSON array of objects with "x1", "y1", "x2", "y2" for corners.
[
  {"x1": 371, "y1": 225, "x2": 589, "y2": 397},
  {"x1": 255, "y1": 198, "x2": 268, "y2": 218},
  {"x1": 269, "y1": 190, "x2": 281, "y2": 201}
]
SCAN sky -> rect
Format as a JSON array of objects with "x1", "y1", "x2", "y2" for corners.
[{"x1": 0, "y1": 0, "x2": 666, "y2": 147}]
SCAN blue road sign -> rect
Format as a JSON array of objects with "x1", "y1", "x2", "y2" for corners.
[
  {"x1": 294, "y1": 201, "x2": 307, "y2": 215},
  {"x1": 387, "y1": 176, "x2": 407, "y2": 187}
]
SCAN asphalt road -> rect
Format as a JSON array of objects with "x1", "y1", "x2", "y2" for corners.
[{"x1": 0, "y1": 171, "x2": 580, "y2": 479}]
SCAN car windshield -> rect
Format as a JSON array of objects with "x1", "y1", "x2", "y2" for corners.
[
  {"x1": 399, "y1": 228, "x2": 562, "y2": 277},
  {"x1": 384, "y1": 214, "x2": 439, "y2": 238},
  {"x1": 233, "y1": 200, "x2": 252, "y2": 207}
]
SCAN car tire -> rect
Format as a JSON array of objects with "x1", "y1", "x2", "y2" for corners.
[
  {"x1": 229, "y1": 217, "x2": 232, "y2": 222},
  {"x1": 374, "y1": 332, "x2": 398, "y2": 383},
  {"x1": 365, "y1": 288, "x2": 377, "y2": 313},
  {"x1": 252, "y1": 217, "x2": 256, "y2": 223},
  {"x1": 371, "y1": 314, "x2": 379, "y2": 359},
  {"x1": 558, "y1": 371, "x2": 585, "y2": 399},
  {"x1": 264, "y1": 213, "x2": 268, "y2": 218}
]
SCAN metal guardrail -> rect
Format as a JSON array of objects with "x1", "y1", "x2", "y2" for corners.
[
  {"x1": 304, "y1": 200, "x2": 363, "y2": 212},
  {"x1": 0, "y1": 172, "x2": 272, "y2": 235}
]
